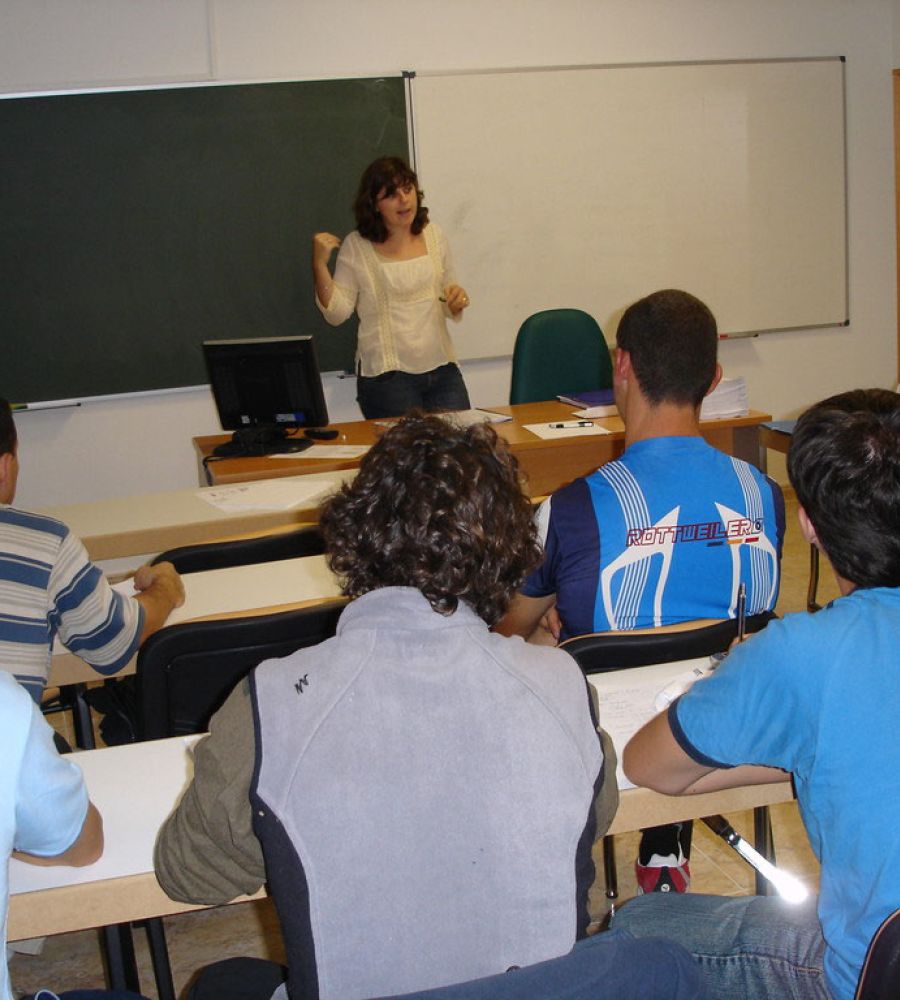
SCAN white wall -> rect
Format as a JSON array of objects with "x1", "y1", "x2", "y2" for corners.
[{"x1": 3, "y1": 0, "x2": 897, "y2": 507}]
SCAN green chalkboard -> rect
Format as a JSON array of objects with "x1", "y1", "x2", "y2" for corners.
[{"x1": 1, "y1": 76, "x2": 409, "y2": 403}]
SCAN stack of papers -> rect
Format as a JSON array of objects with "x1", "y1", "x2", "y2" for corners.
[
  {"x1": 700, "y1": 377, "x2": 749, "y2": 420},
  {"x1": 446, "y1": 408, "x2": 513, "y2": 427}
]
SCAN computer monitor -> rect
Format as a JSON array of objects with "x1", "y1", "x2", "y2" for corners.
[{"x1": 203, "y1": 335, "x2": 330, "y2": 457}]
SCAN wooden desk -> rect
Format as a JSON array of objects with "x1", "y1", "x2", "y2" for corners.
[
  {"x1": 194, "y1": 403, "x2": 772, "y2": 498},
  {"x1": 10, "y1": 662, "x2": 794, "y2": 942},
  {"x1": 36, "y1": 470, "x2": 352, "y2": 562},
  {"x1": 49, "y1": 554, "x2": 343, "y2": 688}
]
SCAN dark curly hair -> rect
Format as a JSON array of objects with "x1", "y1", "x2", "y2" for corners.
[
  {"x1": 788, "y1": 388, "x2": 900, "y2": 589},
  {"x1": 354, "y1": 156, "x2": 429, "y2": 243},
  {"x1": 320, "y1": 413, "x2": 541, "y2": 624}
]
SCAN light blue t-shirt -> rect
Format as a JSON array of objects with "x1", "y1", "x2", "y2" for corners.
[
  {"x1": 0, "y1": 672, "x2": 88, "y2": 1000},
  {"x1": 671, "y1": 587, "x2": 900, "y2": 1000}
]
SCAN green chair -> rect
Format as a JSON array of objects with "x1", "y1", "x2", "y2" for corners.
[{"x1": 509, "y1": 308, "x2": 613, "y2": 404}]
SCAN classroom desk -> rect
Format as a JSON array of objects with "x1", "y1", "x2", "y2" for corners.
[
  {"x1": 36, "y1": 470, "x2": 353, "y2": 562},
  {"x1": 10, "y1": 660, "x2": 795, "y2": 942},
  {"x1": 49, "y1": 554, "x2": 344, "y2": 688},
  {"x1": 193, "y1": 403, "x2": 772, "y2": 498}
]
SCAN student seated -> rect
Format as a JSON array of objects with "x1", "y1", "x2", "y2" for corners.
[
  {"x1": 1, "y1": 668, "x2": 149, "y2": 1000},
  {"x1": 154, "y1": 414, "x2": 703, "y2": 1000},
  {"x1": 618, "y1": 388, "x2": 900, "y2": 1000},
  {"x1": 0, "y1": 398, "x2": 183, "y2": 704},
  {"x1": 496, "y1": 289, "x2": 784, "y2": 895}
]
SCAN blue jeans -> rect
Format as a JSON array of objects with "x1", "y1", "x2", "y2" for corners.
[
  {"x1": 357, "y1": 363, "x2": 471, "y2": 419},
  {"x1": 613, "y1": 893, "x2": 833, "y2": 1000},
  {"x1": 188, "y1": 932, "x2": 703, "y2": 1000},
  {"x1": 373, "y1": 932, "x2": 704, "y2": 999}
]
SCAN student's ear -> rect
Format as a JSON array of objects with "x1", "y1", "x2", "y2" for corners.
[
  {"x1": 704, "y1": 363, "x2": 723, "y2": 397},
  {"x1": 797, "y1": 505, "x2": 820, "y2": 548},
  {"x1": 614, "y1": 347, "x2": 632, "y2": 381}
]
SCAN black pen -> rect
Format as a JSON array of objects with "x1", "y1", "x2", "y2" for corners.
[
  {"x1": 549, "y1": 420, "x2": 594, "y2": 429},
  {"x1": 737, "y1": 581, "x2": 747, "y2": 642}
]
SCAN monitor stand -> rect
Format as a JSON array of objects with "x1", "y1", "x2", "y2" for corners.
[{"x1": 212, "y1": 425, "x2": 313, "y2": 458}]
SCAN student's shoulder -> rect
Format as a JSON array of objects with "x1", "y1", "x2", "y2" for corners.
[{"x1": 0, "y1": 504, "x2": 70, "y2": 544}]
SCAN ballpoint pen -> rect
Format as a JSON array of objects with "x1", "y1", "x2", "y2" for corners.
[
  {"x1": 737, "y1": 581, "x2": 747, "y2": 642},
  {"x1": 549, "y1": 420, "x2": 595, "y2": 429}
]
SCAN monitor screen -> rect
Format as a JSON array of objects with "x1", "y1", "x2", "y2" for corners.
[{"x1": 203, "y1": 335, "x2": 329, "y2": 433}]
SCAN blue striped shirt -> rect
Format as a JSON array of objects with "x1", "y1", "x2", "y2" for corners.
[{"x1": 0, "y1": 505, "x2": 143, "y2": 702}]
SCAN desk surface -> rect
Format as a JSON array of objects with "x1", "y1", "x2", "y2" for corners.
[
  {"x1": 9, "y1": 661, "x2": 794, "y2": 942},
  {"x1": 34, "y1": 405, "x2": 768, "y2": 565},
  {"x1": 49, "y1": 554, "x2": 344, "y2": 688},
  {"x1": 194, "y1": 402, "x2": 771, "y2": 497},
  {"x1": 36, "y1": 469, "x2": 353, "y2": 562}
]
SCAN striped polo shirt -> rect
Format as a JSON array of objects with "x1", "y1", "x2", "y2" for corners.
[{"x1": 0, "y1": 505, "x2": 143, "y2": 702}]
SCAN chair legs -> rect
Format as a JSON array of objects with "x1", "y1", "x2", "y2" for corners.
[
  {"x1": 100, "y1": 918, "x2": 175, "y2": 1000},
  {"x1": 602, "y1": 834, "x2": 618, "y2": 901},
  {"x1": 753, "y1": 805, "x2": 776, "y2": 896}
]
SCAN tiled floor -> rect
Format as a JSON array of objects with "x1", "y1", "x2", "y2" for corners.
[{"x1": 9, "y1": 489, "x2": 834, "y2": 999}]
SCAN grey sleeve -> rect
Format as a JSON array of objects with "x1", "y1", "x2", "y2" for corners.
[{"x1": 154, "y1": 678, "x2": 267, "y2": 904}]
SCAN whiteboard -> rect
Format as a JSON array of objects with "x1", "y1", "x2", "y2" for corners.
[{"x1": 411, "y1": 58, "x2": 847, "y2": 357}]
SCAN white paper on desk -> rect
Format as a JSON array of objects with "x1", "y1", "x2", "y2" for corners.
[
  {"x1": 270, "y1": 444, "x2": 370, "y2": 460},
  {"x1": 446, "y1": 408, "x2": 513, "y2": 426},
  {"x1": 523, "y1": 422, "x2": 611, "y2": 440},
  {"x1": 572, "y1": 404, "x2": 618, "y2": 418},
  {"x1": 197, "y1": 478, "x2": 335, "y2": 512},
  {"x1": 9, "y1": 736, "x2": 201, "y2": 892},
  {"x1": 587, "y1": 659, "x2": 708, "y2": 790}
]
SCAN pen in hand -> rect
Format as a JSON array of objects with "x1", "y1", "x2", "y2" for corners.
[{"x1": 549, "y1": 420, "x2": 595, "y2": 429}]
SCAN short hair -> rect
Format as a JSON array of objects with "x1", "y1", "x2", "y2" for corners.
[
  {"x1": 0, "y1": 399, "x2": 16, "y2": 457},
  {"x1": 320, "y1": 414, "x2": 541, "y2": 624},
  {"x1": 354, "y1": 156, "x2": 429, "y2": 243},
  {"x1": 615, "y1": 289, "x2": 718, "y2": 407},
  {"x1": 788, "y1": 388, "x2": 900, "y2": 589}
]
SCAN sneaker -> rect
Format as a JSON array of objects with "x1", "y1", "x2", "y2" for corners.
[{"x1": 635, "y1": 856, "x2": 691, "y2": 894}]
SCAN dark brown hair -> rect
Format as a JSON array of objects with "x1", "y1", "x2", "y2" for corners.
[
  {"x1": 354, "y1": 156, "x2": 429, "y2": 243},
  {"x1": 0, "y1": 399, "x2": 16, "y2": 457},
  {"x1": 616, "y1": 289, "x2": 718, "y2": 408},
  {"x1": 788, "y1": 388, "x2": 900, "y2": 589},
  {"x1": 320, "y1": 413, "x2": 540, "y2": 624}
]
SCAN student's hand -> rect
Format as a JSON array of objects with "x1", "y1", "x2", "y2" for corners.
[
  {"x1": 443, "y1": 284, "x2": 470, "y2": 316},
  {"x1": 531, "y1": 605, "x2": 562, "y2": 646},
  {"x1": 134, "y1": 561, "x2": 185, "y2": 609},
  {"x1": 312, "y1": 232, "x2": 342, "y2": 267}
]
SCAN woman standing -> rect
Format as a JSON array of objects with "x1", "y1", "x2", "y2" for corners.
[{"x1": 312, "y1": 156, "x2": 471, "y2": 419}]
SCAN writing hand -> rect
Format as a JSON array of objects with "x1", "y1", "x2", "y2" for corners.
[
  {"x1": 312, "y1": 232, "x2": 342, "y2": 267},
  {"x1": 443, "y1": 284, "x2": 470, "y2": 316}
]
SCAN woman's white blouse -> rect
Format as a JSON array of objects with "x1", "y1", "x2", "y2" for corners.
[{"x1": 316, "y1": 222, "x2": 463, "y2": 377}]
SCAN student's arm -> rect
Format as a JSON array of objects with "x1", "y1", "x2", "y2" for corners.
[
  {"x1": 13, "y1": 802, "x2": 103, "y2": 868},
  {"x1": 623, "y1": 710, "x2": 790, "y2": 796},
  {"x1": 133, "y1": 560, "x2": 185, "y2": 643},
  {"x1": 155, "y1": 679, "x2": 266, "y2": 905},
  {"x1": 493, "y1": 592, "x2": 557, "y2": 643}
]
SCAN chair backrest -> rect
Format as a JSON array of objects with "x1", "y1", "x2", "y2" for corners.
[
  {"x1": 136, "y1": 599, "x2": 346, "y2": 739},
  {"x1": 559, "y1": 612, "x2": 775, "y2": 672},
  {"x1": 509, "y1": 308, "x2": 612, "y2": 404},
  {"x1": 856, "y1": 908, "x2": 900, "y2": 1000},
  {"x1": 151, "y1": 524, "x2": 325, "y2": 574}
]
